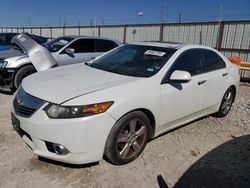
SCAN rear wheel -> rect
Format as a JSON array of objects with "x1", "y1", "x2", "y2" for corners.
[
  {"x1": 104, "y1": 111, "x2": 151, "y2": 165},
  {"x1": 12, "y1": 65, "x2": 36, "y2": 91},
  {"x1": 214, "y1": 87, "x2": 235, "y2": 117}
]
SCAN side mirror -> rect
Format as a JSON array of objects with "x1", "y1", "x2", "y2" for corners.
[
  {"x1": 64, "y1": 48, "x2": 75, "y2": 54},
  {"x1": 169, "y1": 70, "x2": 191, "y2": 83}
]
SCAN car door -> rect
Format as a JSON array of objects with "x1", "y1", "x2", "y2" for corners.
[
  {"x1": 57, "y1": 39, "x2": 96, "y2": 66},
  {"x1": 200, "y1": 49, "x2": 228, "y2": 109},
  {"x1": 159, "y1": 49, "x2": 206, "y2": 131}
]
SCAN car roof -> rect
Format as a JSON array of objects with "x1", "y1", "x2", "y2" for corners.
[
  {"x1": 132, "y1": 41, "x2": 185, "y2": 49},
  {"x1": 132, "y1": 41, "x2": 215, "y2": 50},
  {"x1": 62, "y1": 35, "x2": 122, "y2": 44}
]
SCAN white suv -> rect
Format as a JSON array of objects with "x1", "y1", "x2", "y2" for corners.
[{"x1": 11, "y1": 42, "x2": 240, "y2": 165}]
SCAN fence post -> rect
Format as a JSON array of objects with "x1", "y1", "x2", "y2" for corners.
[
  {"x1": 123, "y1": 25, "x2": 127, "y2": 43},
  {"x1": 50, "y1": 27, "x2": 52, "y2": 39},
  {"x1": 217, "y1": 21, "x2": 225, "y2": 51},
  {"x1": 160, "y1": 24, "x2": 164, "y2": 41},
  {"x1": 98, "y1": 26, "x2": 101, "y2": 37}
]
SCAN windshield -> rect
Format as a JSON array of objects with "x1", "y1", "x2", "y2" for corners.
[
  {"x1": 88, "y1": 44, "x2": 176, "y2": 77},
  {"x1": 46, "y1": 37, "x2": 73, "y2": 52}
]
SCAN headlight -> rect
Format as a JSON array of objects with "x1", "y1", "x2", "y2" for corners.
[
  {"x1": 44, "y1": 101, "x2": 114, "y2": 119},
  {"x1": 0, "y1": 61, "x2": 8, "y2": 68}
]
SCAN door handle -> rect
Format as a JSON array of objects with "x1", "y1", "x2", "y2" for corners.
[
  {"x1": 198, "y1": 80, "x2": 207, "y2": 85},
  {"x1": 222, "y1": 73, "x2": 228, "y2": 77}
]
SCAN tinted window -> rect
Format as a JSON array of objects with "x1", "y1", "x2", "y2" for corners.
[
  {"x1": 0, "y1": 33, "x2": 16, "y2": 45},
  {"x1": 95, "y1": 39, "x2": 117, "y2": 52},
  {"x1": 67, "y1": 39, "x2": 95, "y2": 53},
  {"x1": 87, "y1": 44, "x2": 176, "y2": 77},
  {"x1": 169, "y1": 50, "x2": 202, "y2": 76},
  {"x1": 202, "y1": 50, "x2": 226, "y2": 72}
]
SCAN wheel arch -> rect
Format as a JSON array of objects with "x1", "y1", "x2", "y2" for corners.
[
  {"x1": 11, "y1": 63, "x2": 36, "y2": 89},
  {"x1": 117, "y1": 108, "x2": 156, "y2": 139},
  {"x1": 229, "y1": 85, "x2": 237, "y2": 102}
]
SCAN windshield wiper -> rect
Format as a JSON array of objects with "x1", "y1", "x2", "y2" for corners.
[{"x1": 85, "y1": 62, "x2": 94, "y2": 67}]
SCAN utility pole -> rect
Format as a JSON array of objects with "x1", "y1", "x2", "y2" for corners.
[
  {"x1": 90, "y1": 19, "x2": 93, "y2": 26},
  {"x1": 217, "y1": 0, "x2": 223, "y2": 50},
  {"x1": 160, "y1": 6, "x2": 168, "y2": 23},
  {"x1": 178, "y1": 13, "x2": 182, "y2": 23}
]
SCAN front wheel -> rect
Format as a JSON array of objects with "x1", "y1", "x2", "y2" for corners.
[
  {"x1": 12, "y1": 65, "x2": 36, "y2": 91},
  {"x1": 104, "y1": 111, "x2": 151, "y2": 165},
  {"x1": 214, "y1": 87, "x2": 235, "y2": 117}
]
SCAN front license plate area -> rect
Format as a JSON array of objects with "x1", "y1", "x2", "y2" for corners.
[{"x1": 11, "y1": 113, "x2": 23, "y2": 137}]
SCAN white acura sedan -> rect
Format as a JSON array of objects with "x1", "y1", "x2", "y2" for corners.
[{"x1": 11, "y1": 42, "x2": 240, "y2": 165}]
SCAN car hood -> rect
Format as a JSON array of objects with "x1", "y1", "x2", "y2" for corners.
[
  {"x1": 22, "y1": 63, "x2": 139, "y2": 104},
  {"x1": 12, "y1": 33, "x2": 56, "y2": 71},
  {"x1": 0, "y1": 49, "x2": 24, "y2": 59}
]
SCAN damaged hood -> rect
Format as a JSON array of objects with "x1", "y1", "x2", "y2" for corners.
[
  {"x1": 0, "y1": 49, "x2": 24, "y2": 59},
  {"x1": 22, "y1": 63, "x2": 138, "y2": 104},
  {"x1": 12, "y1": 33, "x2": 57, "y2": 71}
]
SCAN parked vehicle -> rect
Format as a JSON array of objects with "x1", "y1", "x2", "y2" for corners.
[
  {"x1": 11, "y1": 41, "x2": 240, "y2": 165},
  {"x1": 0, "y1": 32, "x2": 48, "y2": 51},
  {"x1": 0, "y1": 33, "x2": 121, "y2": 91}
]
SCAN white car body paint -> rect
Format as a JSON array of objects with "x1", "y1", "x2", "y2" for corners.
[{"x1": 12, "y1": 42, "x2": 240, "y2": 164}]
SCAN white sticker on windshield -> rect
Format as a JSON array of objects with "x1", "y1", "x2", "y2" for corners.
[
  {"x1": 59, "y1": 40, "x2": 69, "y2": 44},
  {"x1": 147, "y1": 68, "x2": 154, "y2": 72},
  {"x1": 144, "y1": 50, "x2": 166, "y2": 57}
]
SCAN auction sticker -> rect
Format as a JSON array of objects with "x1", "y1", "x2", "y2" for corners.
[{"x1": 144, "y1": 50, "x2": 166, "y2": 57}]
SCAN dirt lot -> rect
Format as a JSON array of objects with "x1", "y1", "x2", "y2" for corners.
[{"x1": 0, "y1": 84, "x2": 249, "y2": 188}]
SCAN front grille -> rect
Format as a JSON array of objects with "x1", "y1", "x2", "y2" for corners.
[
  {"x1": 13, "y1": 87, "x2": 45, "y2": 118},
  {"x1": 14, "y1": 100, "x2": 36, "y2": 117}
]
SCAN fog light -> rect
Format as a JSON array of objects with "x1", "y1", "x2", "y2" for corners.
[{"x1": 53, "y1": 143, "x2": 69, "y2": 155}]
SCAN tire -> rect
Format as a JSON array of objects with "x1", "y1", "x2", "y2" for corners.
[
  {"x1": 104, "y1": 111, "x2": 151, "y2": 165},
  {"x1": 214, "y1": 87, "x2": 235, "y2": 117},
  {"x1": 12, "y1": 65, "x2": 36, "y2": 91}
]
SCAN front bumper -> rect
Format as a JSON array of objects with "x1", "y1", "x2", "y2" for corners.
[
  {"x1": 0, "y1": 68, "x2": 16, "y2": 91},
  {"x1": 11, "y1": 102, "x2": 116, "y2": 164}
]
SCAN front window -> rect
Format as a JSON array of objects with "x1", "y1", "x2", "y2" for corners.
[
  {"x1": 46, "y1": 37, "x2": 73, "y2": 52},
  {"x1": 87, "y1": 44, "x2": 176, "y2": 77}
]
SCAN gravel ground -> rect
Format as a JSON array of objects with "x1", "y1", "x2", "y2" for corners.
[{"x1": 0, "y1": 84, "x2": 249, "y2": 188}]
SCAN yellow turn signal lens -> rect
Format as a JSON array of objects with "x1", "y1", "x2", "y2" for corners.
[{"x1": 83, "y1": 102, "x2": 113, "y2": 114}]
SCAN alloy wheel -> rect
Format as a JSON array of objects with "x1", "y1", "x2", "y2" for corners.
[
  {"x1": 221, "y1": 89, "x2": 233, "y2": 115},
  {"x1": 116, "y1": 119, "x2": 147, "y2": 160}
]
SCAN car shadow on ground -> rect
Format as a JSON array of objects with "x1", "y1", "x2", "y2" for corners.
[
  {"x1": 157, "y1": 135, "x2": 250, "y2": 188},
  {"x1": 0, "y1": 89, "x2": 12, "y2": 95},
  {"x1": 38, "y1": 156, "x2": 99, "y2": 169}
]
